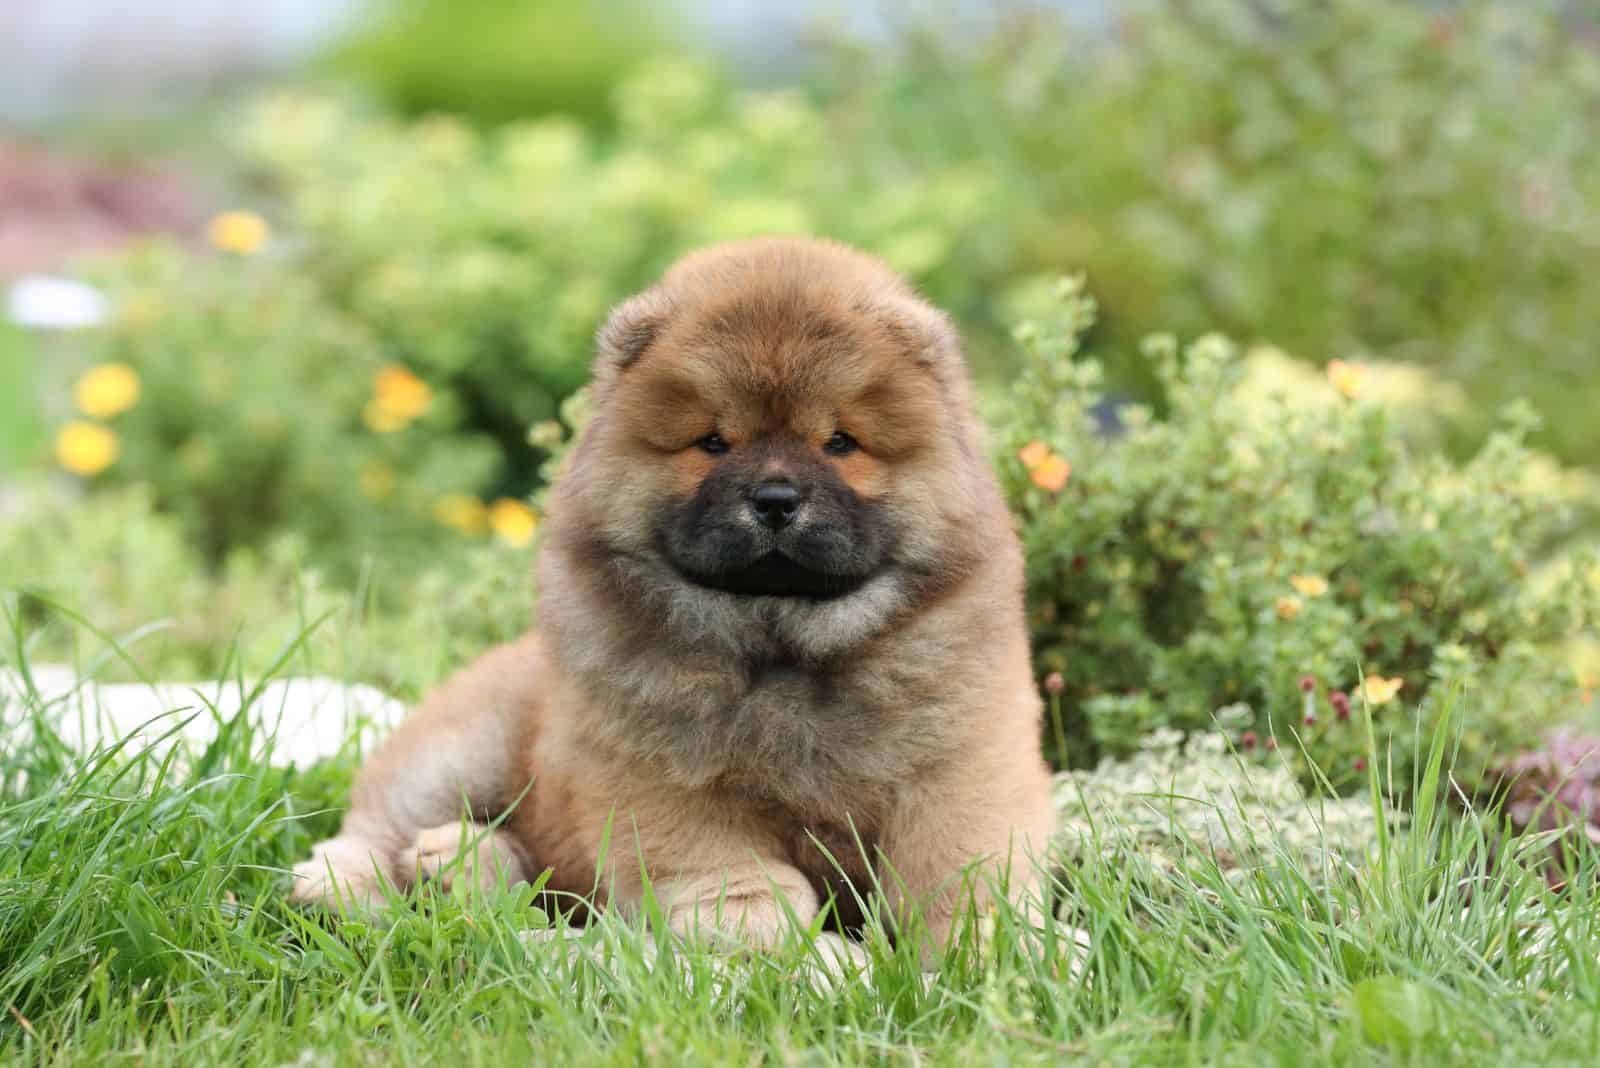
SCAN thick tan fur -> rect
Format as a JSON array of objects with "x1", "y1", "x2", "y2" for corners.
[{"x1": 292, "y1": 238, "x2": 1055, "y2": 957}]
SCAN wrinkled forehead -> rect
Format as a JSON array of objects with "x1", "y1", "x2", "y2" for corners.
[{"x1": 623, "y1": 290, "x2": 944, "y2": 446}]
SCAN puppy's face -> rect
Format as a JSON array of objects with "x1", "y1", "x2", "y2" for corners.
[
  {"x1": 635, "y1": 359, "x2": 920, "y2": 602},
  {"x1": 555, "y1": 239, "x2": 992, "y2": 645}
]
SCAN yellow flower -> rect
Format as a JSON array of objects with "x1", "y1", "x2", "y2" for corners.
[
  {"x1": 358, "y1": 462, "x2": 395, "y2": 500},
  {"x1": 488, "y1": 498, "x2": 539, "y2": 547},
  {"x1": 206, "y1": 210, "x2": 270, "y2": 255},
  {"x1": 374, "y1": 365, "x2": 432, "y2": 417},
  {"x1": 1289, "y1": 574, "x2": 1329, "y2": 598},
  {"x1": 1358, "y1": 675, "x2": 1405, "y2": 706},
  {"x1": 1018, "y1": 441, "x2": 1051, "y2": 469},
  {"x1": 1275, "y1": 595, "x2": 1302, "y2": 621},
  {"x1": 55, "y1": 421, "x2": 120, "y2": 476},
  {"x1": 73, "y1": 363, "x2": 142, "y2": 418},
  {"x1": 362, "y1": 400, "x2": 408, "y2": 433},
  {"x1": 433, "y1": 494, "x2": 487, "y2": 535},
  {"x1": 1326, "y1": 359, "x2": 1365, "y2": 400}
]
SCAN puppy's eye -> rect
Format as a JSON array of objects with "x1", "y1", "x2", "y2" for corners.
[
  {"x1": 823, "y1": 431, "x2": 859, "y2": 456},
  {"x1": 695, "y1": 433, "x2": 730, "y2": 455}
]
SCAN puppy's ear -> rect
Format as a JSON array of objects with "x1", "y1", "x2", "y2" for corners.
[
  {"x1": 877, "y1": 295, "x2": 965, "y2": 370},
  {"x1": 595, "y1": 288, "x2": 674, "y2": 377}
]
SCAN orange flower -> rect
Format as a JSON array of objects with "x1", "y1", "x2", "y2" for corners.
[
  {"x1": 1020, "y1": 441, "x2": 1071, "y2": 492},
  {"x1": 1358, "y1": 676, "x2": 1404, "y2": 706},
  {"x1": 364, "y1": 364, "x2": 433, "y2": 432},
  {"x1": 1031, "y1": 455, "x2": 1071, "y2": 492},
  {"x1": 1018, "y1": 441, "x2": 1051, "y2": 469},
  {"x1": 1326, "y1": 359, "x2": 1365, "y2": 400},
  {"x1": 1275, "y1": 595, "x2": 1302, "y2": 621}
]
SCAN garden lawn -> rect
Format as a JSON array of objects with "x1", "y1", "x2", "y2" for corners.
[{"x1": 3, "y1": 619, "x2": 1599, "y2": 1067}]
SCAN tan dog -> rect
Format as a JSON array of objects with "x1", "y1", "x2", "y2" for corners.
[{"x1": 292, "y1": 237, "x2": 1055, "y2": 959}]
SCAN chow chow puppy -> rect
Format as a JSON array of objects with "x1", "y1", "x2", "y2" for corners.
[{"x1": 291, "y1": 237, "x2": 1055, "y2": 958}]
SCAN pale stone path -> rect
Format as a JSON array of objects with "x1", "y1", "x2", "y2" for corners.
[{"x1": 0, "y1": 664, "x2": 406, "y2": 767}]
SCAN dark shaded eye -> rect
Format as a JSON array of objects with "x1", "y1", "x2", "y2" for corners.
[
  {"x1": 823, "y1": 431, "x2": 858, "y2": 456},
  {"x1": 696, "y1": 433, "x2": 730, "y2": 455}
]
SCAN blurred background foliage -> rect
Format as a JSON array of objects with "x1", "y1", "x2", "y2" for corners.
[
  {"x1": 822, "y1": 0, "x2": 1600, "y2": 461},
  {"x1": 325, "y1": 0, "x2": 668, "y2": 127},
  {"x1": 3, "y1": 0, "x2": 1599, "y2": 795}
]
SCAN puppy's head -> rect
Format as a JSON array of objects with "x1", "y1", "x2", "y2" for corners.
[{"x1": 550, "y1": 238, "x2": 1000, "y2": 651}]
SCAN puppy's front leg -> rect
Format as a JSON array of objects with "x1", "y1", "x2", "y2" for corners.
[
  {"x1": 876, "y1": 751, "x2": 1056, "y2": 960},
  {"x1": 290, "y1": 633, "x2": 545, "y2": 909}
]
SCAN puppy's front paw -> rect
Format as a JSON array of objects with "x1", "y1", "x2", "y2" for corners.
[
  {"x1": 288, "y1": 837, "x2": 393, "y2": 911},
  {"x1": 398, "y1": 822, "x2": 528, "y2": 893},
  {"x1": 804, "y1": 931, "x2": 872, "y2": 993}
]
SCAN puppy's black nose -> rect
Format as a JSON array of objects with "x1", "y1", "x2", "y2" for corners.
[{"x1": 751, "y1": 482, "x2": 803, "y2": 530}]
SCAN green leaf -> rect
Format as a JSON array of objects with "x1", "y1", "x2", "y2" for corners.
[{"x1": 1353, "y1": 975, "x2": 1436, "y2": 1047}]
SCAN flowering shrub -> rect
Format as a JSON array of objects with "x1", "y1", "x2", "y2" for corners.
[
  {"x1": 70, "y1": 245, "x2": 502, "y2": 571},
  {"x1": 51, "y1": 16, "x2": 1600, "y2": 569},
  {"x1": 1002, "y1": 279, "x2": 1600, "y2": 792},
  {"x1": 0, "y1": 487, "x2": 533, "y2": 699},
  {"x1": 830, "y1": 0, "x2": 1600, "y2": 466},
  {"x1": 232, "y1": 63, "x2": 1017, "y2": 499}
]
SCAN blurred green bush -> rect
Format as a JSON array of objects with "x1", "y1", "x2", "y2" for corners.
[
  {"x1": 1000, "y1": 278, "x2": 1599, "y2": 790},
  {"x1": 71, "y1": 245, "x2": 500, "y2": 572},
  {"x1": 0, "y1": 323, "x2": 43, "y2": 474},
  {"x1": 0, "y1": 486, "x2": 533, "y2": 701},
  {"x1": 828, "y1": 0, "x2": 1600, "y2": 464},
  {"x1": 327, "y1": 0, "x2": 667, "y2": 126},
  {"x1": 232, "y1": 63, "x2": 1013, "y2": 506}
]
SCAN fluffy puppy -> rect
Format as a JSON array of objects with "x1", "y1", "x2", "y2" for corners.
[{"x1": 292, "y1": 237, "x2": 1055, "y2": 957}]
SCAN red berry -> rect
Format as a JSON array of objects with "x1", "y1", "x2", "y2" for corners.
[
  {"x1": 1043, "y1": 672, "x2": 1065, "y2": 696},
  {"x1": 1241, "y1": 731, "x2": 1258, "y2": 750},
  {"x1": 1265, "y1": 737, "x2": 1278, "y2": 751},
  {"x1": 1303, "y1": 713, "x2": 1317, "y2": 726},
  {"x1": 1299, "y1": 675, "x2": 1316, "y2": 693},
  {"x1": 1354, "y1": 757, "x2": 1367, "y2": 772}
]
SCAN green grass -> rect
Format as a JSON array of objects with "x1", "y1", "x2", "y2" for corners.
[
  {"x1": 0, "y1": 323, "x2": 45, "y2": 475},
  {"x1": 3, "y1": 611, "x2": 1599, "y2": 1067}
]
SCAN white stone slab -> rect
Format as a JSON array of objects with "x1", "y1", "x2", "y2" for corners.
[{"x1": 0, "y1": 664, "x2": 406, "y2": 768}]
